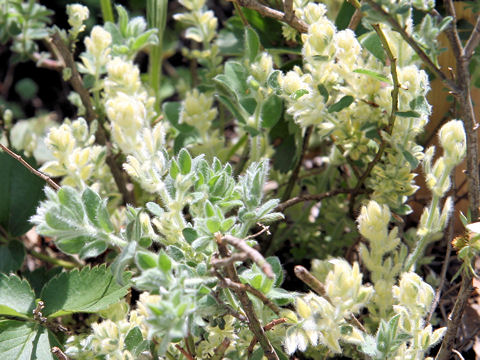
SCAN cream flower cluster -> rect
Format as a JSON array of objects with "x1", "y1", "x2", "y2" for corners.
[
  {"x1": 66, "y1": 4, "x2": 89, "y2": 39},
  {"x1": 65, "y1": 293, "x2": 160, "y2": 360},
  {"x1": 280, "y1": 2, "x2": 431, "y2": 210},
  {"x1": 180, "y1": 89, "x2": 218, "y2": 141},
  {"x1": 392, "y1": 272, "x2": 446, "y2": 359},
  {"x1": 285, "y1": 260, "x2": 372, "y2": 354},
  {"x1": 81, "y1": 26, "x2": 112, "y2": 74},
  {"x1": 41, "y1": 118, "x2": 107, "y2": 189}
]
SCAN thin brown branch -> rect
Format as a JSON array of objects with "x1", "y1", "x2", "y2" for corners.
[
  {"x1": 211, "y1": 252, "x2": 249, "y2": 268},
  {"x1": 175, "y1": 344, "x2": 195, "y2": 360},
  {"x1": 211, "y1": 338, "x2": 231, "y2": 360},
  {"x1": 348, "y1": 8, "x2": 362, "y2": 30},
  {"x1": 275, "y1": 189, "x2": 354, "y2": 212},
  {"x1": 282, "y1": 125, "x2": 313, "y2": 202},
  {"x1": 0, "y1": 144, "x2": 60, "y2": 190},
  {"x1": 294, "y1": 265, "x2": 366, "y2": 333},
  {"x1": 50, "y1": 32, "x2": 135, "y2": 205},
  {"x1": 215, "y1": 234, "x2": 279, "y2": 360},
  {"x1": 362, "y1": 0, "x2": 458, "y2": 92},
  {"x1": 211, "y1": 290, "x2": 248, "y2": 322},
  {"x1": 231, "y1": 0, "x2": 308, "y2": 33},
  {"x1": 50, "y1": 33, "x2": 96, "y2": 123},
  {"x1": 283, "y1": 0, "x2": 294, "y2": 22},
  {"x1": 222, "y1": 234, "x2": 274, "y2": 279},
  {"x1": 247, "y1": 318, "x2": 287, "y2": 355},
  {"x1": 444, "y1": 0, "x2": 463, "y2": 59},
  {"x1": 352, "y1": 23, "x2": 400, "y2": 196},
  {"x1": 436, "y1": 271, "x2": 474, "y2": 360},
  {"x1": 51, "y1": 347, "x2": 69, "y2": 360},
  {"x1": 30, "y1": 52, "x2": 64, "y2": 71},
  {"x1": 464, "y1": 16, "x2": 480, "y2": 60},
  {"x1": 213, "y1": 268, "x2": 281, "y2": 315}
]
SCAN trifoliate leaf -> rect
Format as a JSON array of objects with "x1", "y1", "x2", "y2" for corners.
[
  {"x1": 0, "y1": 274, "x2": 35, "y2": 318},
  {"x1": 40, "y1": 265, "x2": 131, "y2": 317},
  {"x1": 136, "y1": 251, "x2": 158, "y2": 271},
  {"x1": 0, "y1": 240, "x2": 25, "y2": 273},
  {"x1": 0, "y1": 320, "x2": 61, "y2": 360}
]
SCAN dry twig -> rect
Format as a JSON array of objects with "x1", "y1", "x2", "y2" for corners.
[
  {"x1": 247, "y1": 318, "x2": 287, "y2": 355},
  {"x1": 230, "y1": 0, "x2": 308, "y2": 33},
  {"x1": 215, "y1": 233, "x2": 279, "y2": 360},
  {"x1": 0, "y1": 144, "x2": 60, "y2": 190}
]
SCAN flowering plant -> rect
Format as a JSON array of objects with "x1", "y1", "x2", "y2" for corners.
[{"x1": 0, "y1": 0, "x2": 479, "y2": 359}]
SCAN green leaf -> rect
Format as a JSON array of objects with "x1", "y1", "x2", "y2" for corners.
[
  {"x1": 0, "y1": 274, "x2": 35, "y2": 318},
  {"x1": 216, "y1": 94, "x2": 248, "y2": 124},
  {"x1": 335, "y1": 0, "x2": 356, "y2": 30},
  {"x1": 328, "y1": 95, "x2": 354, "y2": 113},
  {"x1": 135, "y1": 251, "x2": 158, "y2": 271},
  {"x1": 40, "y1": 265, "x2": 131, "y2": 317},
  {"x1": 0, "y1": 320, "x2": 61, "y2": 360},
  {"x1": 0, "y1": 151, "x2": 45, "y2": 236},
  {"x1": 402, "y1": 149, "x2": 419, "y2": 168},
  {"x1": 15, "y1": 78, "x2": 38, "y2": 101},
  {"x1": 125, "y1": 326, "x2": 144, "y2": 351},
  {"x1": 111, "y1": 241, "x2": 137, "y2": 285},
  {"x1": 81, "y1": 187, "x2": 102, "y2": 227},
  {"x1": 206, "y1": 218, "x2": 221, "y2": 233},
  {"x1": 245, "y1": 27, "x2": 260, "y2": 62},
  {"x1": 158, "y1": 250, "x2": 172, "y2": 273},
  {"x1": 178, "y1": 148, "x2": 192, "y2": 175},
  {"x1": 360, "y1": 31, "x2": 385, "y2": 64},
  {"x1": 291, "y1": 89, "x2": 309, "y2": 100},
  {"x1": 267, "y1": 70, "x2": 281, "y2": 91},
  {"x1": 0, "y1": 240, "x2": 25, "y2": 273},
  {"x1": 182, "y1": 228, "x2": 198, "y2": 244},
  {"x1": 261, "y1": 94, "x2": 283, "y2": 128},
  {"x1": 146, "y1": 202, "x2": 163, "y2": 217},
  {"x1": 353, "y1": 69, "x2": 391, "y2": 84},
  {"x1": 317, "y1": 84, "x2": 329, "y2": 102},
  {"x1": 395, "y1": 110, "x2": 421, "y2": 118},
  {"x1": 267, "y1": 257, "x2": 283, "y2": 287}
]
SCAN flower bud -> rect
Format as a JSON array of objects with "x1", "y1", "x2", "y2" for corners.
[
  {"x1": 438, "y1": 120, "x2": 466, "y2": 167},
  {"x1": 357, "y1": 201, "x2": 391, "y2": 243}
]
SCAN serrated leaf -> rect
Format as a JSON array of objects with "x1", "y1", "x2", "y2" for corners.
[
  {"x1": 41, "y1": 265, "x2": 131, "y2": 317},
  {"x1": 261, "y1": 94, "x2": 283, "y2": 128},
  {"x1": 353, "y1": 69, "x2": 391, "y2": 84},
  {"x1": 0, "y1": 320, "x2": 61, "y2": 360},
  {"x1": 328, "y1": 96, "x2": 354, "y2": 113},
  {"x1": 245, "y1": 27, "x2": 260, "y2": 62},
  {"x1": 0, "y1": 240, "x2": 25, "y2": 273},
  {"x1": 0, "y1": 151, "x2": 45, "y2": 236},
  {"x1": 0, "y1": 274, "x2": 35, "y2": 318}
]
